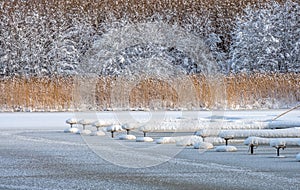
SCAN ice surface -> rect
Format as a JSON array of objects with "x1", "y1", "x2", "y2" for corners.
[
  {"x1": 0, "y1": 111, "x2": 300, "y2": 189},
  {"x1": 193, "y1": 142, "x2": 214, "y2": 149},
  {"x1": 78, "y1": 129, "x2": 92, "y2": 135}
]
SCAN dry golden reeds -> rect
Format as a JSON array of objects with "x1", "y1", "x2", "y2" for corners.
[{"x1": 0, "y1": 74, "x2": 299, "y2": 111}]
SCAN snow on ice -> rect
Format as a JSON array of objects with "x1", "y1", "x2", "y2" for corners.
[
  {"x1": 118, "y1": 134, "x2": 137, "y2": 140},
  {"x1": 215, "y1": 145, "x2": 237, "y2": 152},
  {"x1": 136, "y1": 137, "x2": 154, "y2": 142},
  {"x1": 193, "y1": 142, "x2": 214, "y2": 149}
]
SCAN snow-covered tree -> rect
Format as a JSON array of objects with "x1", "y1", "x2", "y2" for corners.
[
  {"x1": 230, "y1": 0, "x2": 300, "y2": 73},
  {"x1": 0, "y1": 1, "x2": 97, "y2": 77}
]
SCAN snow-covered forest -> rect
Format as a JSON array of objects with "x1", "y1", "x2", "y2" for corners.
[
  {"x1": 0, "y1": 0, "x2": 299, "y2": 111},
  {"x1": 230, "y1": 1, "x2": 300, "y2": 73}
]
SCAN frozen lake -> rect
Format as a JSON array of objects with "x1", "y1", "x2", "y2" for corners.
[{"x1": 0, "y1": 110, "x2": 300, "y2": 189}]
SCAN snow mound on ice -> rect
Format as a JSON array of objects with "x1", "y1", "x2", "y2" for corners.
[
  {"x1": 194, "y1": 142, "x2": 214, "y2": 149},
  {"x1": 64, "y1": 127, "x2": 80, "y2": 133},
  {"x1": 136, "y1": 137, "x2": 154, "y2": 142},
  {"x1": 296, "y1": 153, "x2": 300, "y2": 161},
  {"x1": 118, "y1": 134, "x2": 136, "y2": 140},
  {"x1": 176, "y1": 136, "x2": 203, "y2": 146},
  {"x1": 90, "y1": 131, "x2": 105, "y2": 136},
  {"x1": 215, "y1": 145, "x2": 237, "y2": 152},
  {"x1": 79, "y1": 129, "x2": 92, "y2": 135},
  {"x1": 156, "y1": 137, "x2": 175, "y2": 144}
]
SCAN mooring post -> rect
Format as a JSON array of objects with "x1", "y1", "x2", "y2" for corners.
[
  {"x1": 277, "y1": 147, "x2": 280, "y2": 157},
  {"x1": 250, "y1": 144, "x2": 254, "y2": 154}
]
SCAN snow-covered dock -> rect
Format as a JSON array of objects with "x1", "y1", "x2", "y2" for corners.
[
  {"x1": 219, "y1": 128, "x2": 300, "y2": 145},
  {"x1": 244, "y1": 137, "x2": 300, "y2": 155}
]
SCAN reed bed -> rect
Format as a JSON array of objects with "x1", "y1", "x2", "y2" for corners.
[{"x1": 0, "y1": 73, "x2": 299, "y2": 111}]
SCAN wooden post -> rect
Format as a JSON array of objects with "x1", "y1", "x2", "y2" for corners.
[
  {"x1": 250, "y1": 144, "x2": 254, "y2": 154},
  {"x1": 225, "y1": 138, "x2": 229, "y2": 146}
]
